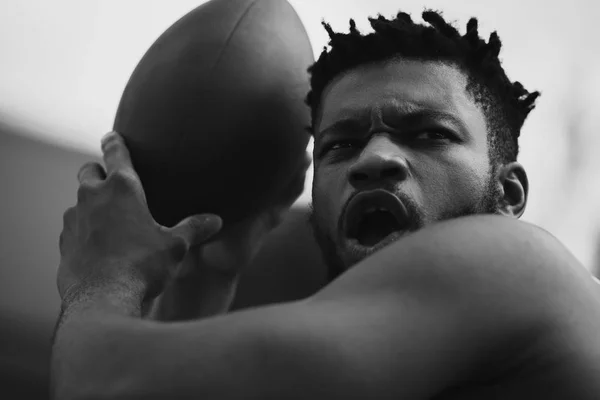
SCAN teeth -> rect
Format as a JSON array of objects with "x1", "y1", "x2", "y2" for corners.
[{"x1": 363, "y1": 206, "x2": 389, "y2": 215}]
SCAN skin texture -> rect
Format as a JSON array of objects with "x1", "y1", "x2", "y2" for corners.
[
  {"x1": 51, "y1": 62, "x2": 600, "y2": 400},
  {"x1": 309, "y1": 59, "x2": 527, "y2": 278},
  {"x1": 53, "y1": 208, "x2": 600, "y2": 399}
]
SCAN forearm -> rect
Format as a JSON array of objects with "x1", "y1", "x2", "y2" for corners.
[
  {"x1": 50, "y1": 280, "x2": 278, "y2": 400},
  {"x1": 145, "y1": 245, "x2": 242, "y2": 322},
  {"x1": 146, "y1": 271, "x2": 239, "y2": 321},
  {"x1": 50, "y1": 283, "x2": 148, "y2": 400}
]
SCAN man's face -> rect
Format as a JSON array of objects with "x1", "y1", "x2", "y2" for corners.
[{"x1": 309, "y1": 59, "x2": 502, "y2": 279}]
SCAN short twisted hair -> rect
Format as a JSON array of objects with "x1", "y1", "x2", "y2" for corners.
[{"x1": 306, "y1": 10, "x2": 541, "y2": 165}]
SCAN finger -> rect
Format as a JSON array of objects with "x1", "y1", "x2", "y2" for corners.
[
  {"x1": 60, "y1": 207, "x2": 76, "y2": 254},
  {"x1": 62, "y1": 206, "x2": 76, "y2": 228},
  {"x1": 58, "y1": 231, "x2": 64, "y2": 254},
  {"x1": 169, "y1": 213, "x2": 223, "y2": 249},
  {"x1": 101, "y1": 131, "x2": 135, "y2": 177},
  {"x1": 77, "y1": 162, "x2": 107, "y2": 185}
]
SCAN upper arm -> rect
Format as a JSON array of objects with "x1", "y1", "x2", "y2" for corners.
[
  {"x1": 128, "y1": 293, "x2": 492, "y2": 400},
  {"x1": 250, "y1": 216, "x2": 588, "y2": 399},
  {"x1": 121, "y1": 216, "x2": 589, "y2": 400},
  {"x1": 254, "y1": 293, "x2": 494, "y2": 399}
]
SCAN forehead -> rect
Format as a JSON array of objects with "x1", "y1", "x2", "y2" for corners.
[{"x1": 317, "y1": 59, "x2": 484, "y2": 134}]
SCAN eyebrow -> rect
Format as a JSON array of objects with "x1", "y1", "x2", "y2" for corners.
[{"x1": 317, "y1": 109, "x2": 468, "y2": 140}]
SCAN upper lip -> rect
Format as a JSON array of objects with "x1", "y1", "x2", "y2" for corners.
[{"x1": 343, "y1": 189, "x2": 408, "y2": 238}]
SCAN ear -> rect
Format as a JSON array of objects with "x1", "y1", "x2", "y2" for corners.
[{"x1": 495, "y1": 162, "x2": 529, "y2": 218}]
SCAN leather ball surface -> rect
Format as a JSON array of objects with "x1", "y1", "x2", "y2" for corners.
[{"x1": 114, "y1": 0, "x2": 314, "y2": 228}]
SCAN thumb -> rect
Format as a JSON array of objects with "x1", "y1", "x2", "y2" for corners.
[{"x1": 168, "y1": 213, "x2": 223, "y2": 250}]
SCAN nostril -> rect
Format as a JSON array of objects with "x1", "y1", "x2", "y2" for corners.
[
  {"x1": 351, "y1": 171, "x2": 369, "y2": 182},
  {"x1": 350, "y1": 166, "x2": 405, "y2": 184},
  {"x1": 381, "y1": 167, "x2": 402, "y2": 179}
]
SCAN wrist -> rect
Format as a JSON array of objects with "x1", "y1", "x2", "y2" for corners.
[
  {"x1": 148, "y1": 268, "x2": 240, "y2": 322},
  {"x1": 61, "y1": 279, "x2": 146, "y2": 319}
]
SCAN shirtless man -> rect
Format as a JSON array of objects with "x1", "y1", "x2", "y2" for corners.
[{"x1": 51, "y1": 10, "x2": 600, "y2": 399}]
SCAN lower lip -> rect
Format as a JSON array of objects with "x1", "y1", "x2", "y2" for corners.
[{"x1": 343, "y1": 230, "x2": 407, "y2": 255}]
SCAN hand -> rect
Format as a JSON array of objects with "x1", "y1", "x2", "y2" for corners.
[
  {"x1": 202, "y1": 151, "x2": 312, "y2": 274},
  {"x1": 57, "y1": 131, "x2": 223, "y2": 303},
  {"x1": 146, "y1": 151, "x2": 312, "y2": 320}
]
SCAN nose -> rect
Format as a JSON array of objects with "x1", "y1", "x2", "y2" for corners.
[{"x1": 348, "y1": 135, "x2": 409, "y2": 188}]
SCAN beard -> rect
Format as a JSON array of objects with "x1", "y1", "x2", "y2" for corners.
[{"x1": 307, "y1": 173, "x2": 503, "y2": 282}]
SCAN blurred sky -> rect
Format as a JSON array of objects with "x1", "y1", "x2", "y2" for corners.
[{"x1": 1, "y1": 0, "x2": 599, "y2": 268}]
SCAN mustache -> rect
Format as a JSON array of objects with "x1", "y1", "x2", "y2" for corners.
[{"x1": 337, "y1": 188, "x2": 425, "y2": 235}]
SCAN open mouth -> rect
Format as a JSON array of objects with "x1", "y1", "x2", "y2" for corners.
[{"x1": 344, "y1": 190, "x2": 408, "y2": 247}]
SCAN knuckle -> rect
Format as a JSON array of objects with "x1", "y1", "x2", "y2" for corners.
[
  {"x1": 81, "y1": 160, "x2": 98, "y2": 170},
  {"x1": 107, "y1": 176, "x2": 129, "y2": 194},
  {"x1": 168, "y1": 236, "x2": 188, "y2": 261},
  {"x1": 60, "y1": 207, "x2": 76, "y2": 253},
  {"x1": 62, "y1": 207, "x2": 74, "y2": 224},
  {"x1": 77, "y1": 163, "x2": 88, "y2": 178},
  {"x1": 77, "y1": 161, "x2": 100, "y2": 181},
  {"x1": 58, "y1": 231, "x2": 68, "y2": 255},
  {"x1": 90, "y1": 162, "x2": 106, "y2": 177},
  {"x1": 109, "y1": 169, "x2": 135, "y2": 189},
  {"x1": 76, "y1": 182, "x2": 96, "y2": 201}
]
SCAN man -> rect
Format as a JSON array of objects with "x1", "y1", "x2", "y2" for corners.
[{"x1": 52, "y1": 10, "x2": 600, "y2": 399}]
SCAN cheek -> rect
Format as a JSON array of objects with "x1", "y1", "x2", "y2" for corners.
[
  {"x1": 414, "y1": 151, "x2": 489, "y2": 210},
  {"x1": 312, "y1": 164, "x2": 347, "y2": 232}
]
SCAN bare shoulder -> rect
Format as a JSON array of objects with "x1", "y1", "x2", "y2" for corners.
[
  {"x1": 110, "y1": 217, "x2": 598, "y2": 400},
  {"x1": 295, "y1": 215, "x2": 600, "y2": 397},
  {"x1": 315, "y1": 215, "x2": 595, "y2": 313},
  {"x1": 123, "y1": 216, "x2": 598, "y2": 400}
]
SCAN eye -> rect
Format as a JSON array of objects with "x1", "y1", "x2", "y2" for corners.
[
  {"x1": 323, "y1": 139, "x2": 360, "y2": 153},
  {"x1": 411, "y1": 129, "x2": 455, "y2": 142}
]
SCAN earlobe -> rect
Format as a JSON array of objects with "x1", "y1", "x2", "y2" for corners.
[{"x1": 497, "y1": 162, "x2": 528, "y2": 218}]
